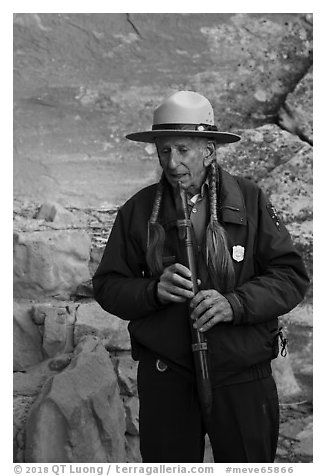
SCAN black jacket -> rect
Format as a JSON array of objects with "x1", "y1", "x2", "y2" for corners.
[{"x1": 93, "y1": 168, "x2": 309, "y2": 387}]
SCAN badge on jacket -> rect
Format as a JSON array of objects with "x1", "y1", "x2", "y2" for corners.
[{"x1": 232, "y1": 245, "x2": 245, "y2": 262}]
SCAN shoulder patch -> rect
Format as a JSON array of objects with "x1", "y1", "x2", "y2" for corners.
[{"x1": 266, "y1": 202, "x2": 282, "y2": 230}]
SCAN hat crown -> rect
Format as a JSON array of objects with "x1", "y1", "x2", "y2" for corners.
[{"x1": 153, "y1": 91, "x2": 215, "y2": 126}]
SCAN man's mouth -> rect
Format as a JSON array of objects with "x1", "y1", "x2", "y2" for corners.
[{"x1": 168, "y1": 172, "x2": 188, "y2": 180}]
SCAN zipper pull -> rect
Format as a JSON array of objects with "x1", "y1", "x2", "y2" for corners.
[{"x1": 278, "y1": 327, "x2": 288, "y2": 357}]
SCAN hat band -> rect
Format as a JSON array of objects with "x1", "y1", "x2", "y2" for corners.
[{"x1": 151, "y1": 123, "x2": 218, "y2": 132}]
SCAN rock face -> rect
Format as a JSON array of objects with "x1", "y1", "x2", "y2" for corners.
[
  {"x1": 114, "y1": 354, "x2": 138, "y2": 397},
  {"x1": 272, "y1": 356, "x2": 301, "y2": 398},
  {"x1": 13, "y1": 13, "x2": 312, "y2": 208},
  {"x1": 32, "y1": 302, "x2": 76, "y2": 357},
  {"x1": 124, "y1": 397, "x2": 139, "y2": 435},
  {"x1": 36, "y1": 201, "x2": 80, "y2": 226},
  {"x1": 14, "y1": 302, "x2": 43, "y2": 371},
  {"x1": 260, "y1": 143, "x2": 312, "y2": 224},
  {"x1": 14, "y1": 396, "x2": 36, "y2": 463},
  {"x1": 14, "y1": 230, "x2": 91, "y2": 299},
  {"x1": 74, "y1": 302, "x2": 130, "y2": 350},
  {"x1": 24, "y1": 337, "x2": 126, "y2": 463},
  {"x1": 280, "y1": 303, "x2": 313, "y2": 402},
  {"x1": 187, "y1": 14, "x2": 312, "y2": 130},
  {"x1": 279, "y1": 67, "x2": 313, "y2": 145}
]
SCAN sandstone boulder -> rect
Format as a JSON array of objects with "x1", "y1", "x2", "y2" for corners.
[
  {"x1": 75, "y1": 279, "x2": 94, "y2": 298},
  {"x1": 186, "y1": 14, "x2": 312, "y2": 130},
  {"x1": 32, "y1": 302, "x2": 77, "y2": 357},
  {"x1": 278, "y1": 413, "x2": 313, "y2": 462},
  {"x1": 89, "y1": 246, "x2": 105, "y2": 276},
  {"x1": 285, "y1": 221, "x2": 312, "y2": 270},
  {"x1": 14, "y1": 360, "x2": 57, "y2": 397},
  {"x1": 218, "y1": 124, "x2": 308, "y2": 184},
  {"x1": 279, "y1": 67, "x2": 313, "y2": 144},
  {"x1": 14, "y1": 395, "x2": 36, "y2": 463},
  {"x1": 124, "y1": 396, "x2": 139, "y2": 435},
  {"x1": 296, "y1": 417, "x2": 313, "y2": 458},
  {"x1": 74, "y1": 301, "x2": 130, "y2": 350},
  {"x1": 272, "y1": 305, "x2": 312, "y2": 400},
  {"x1": 114, "y1": 354, "x2": 138, "y2": 396},
  {"x1": 25, "y1": 336, "x2": 126, "y2": 463},
  {"x1": 13, "y1": 302, "x2": 43, "y2": 371},
  {"x1": 284, "y1": 303, "x2": 313, "y2": 327},
  {"x1": 279, "y1": 304, "x2": 313, "y2": 400},
  {"x1": 14, "y1": 229, "x2": 91, "y2": 299},
  {"x1": 259, "y1": 143, "x2": 312, "y2": 223},
  {"x1": 36, "y1": 201, "x2": 77, "y2": 226},
  {"x1": 272, "y1": 355, "x2": 301, "y2": 399},
  {"x1": 125, "y1": 435, "x2": 142, "y2": 463}
]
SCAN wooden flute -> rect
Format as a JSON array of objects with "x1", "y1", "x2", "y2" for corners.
[{"x1": 177, "y1": 182, "x2": 213, "y2": 423}]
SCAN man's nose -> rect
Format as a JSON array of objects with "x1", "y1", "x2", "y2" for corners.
[{"x1": 168, "y1": 150, "x2": 180, "y2": 169}]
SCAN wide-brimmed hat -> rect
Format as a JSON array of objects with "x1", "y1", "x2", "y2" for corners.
[{"x1": 126, "y1": 91, "x2": 241, "y2": 144}]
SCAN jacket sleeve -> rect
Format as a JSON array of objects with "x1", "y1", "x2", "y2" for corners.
[
  {"x1": 227, "y1": 188, "x2": 310, "y2": 326},
  {"x1": 92, "y1": 207, "x2": 163, "y2": 321}
]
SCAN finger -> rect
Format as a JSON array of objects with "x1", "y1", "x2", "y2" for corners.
[
  {"x1": 162, "y1": 292, "x2": 187, "y2": 303},
  {"x1": 157, "y1": 285, "x2": 188, "y2": 304},
  {"x1": 190, "y1": 297, "x2": 215, "y2": 320},
  {"x1": 193, "y1": 305, "x2": 216, "y2": 329},
  {"x1": 200, "y1": 311, "x2": 226, "y2": 331},
  {"x1": 190, "y1": 288, "x2": 223, "y2": 309},
  {"x1": 166, "y1": 284, "x2": 194, "y2": 299},
  {"x1": 189, "y1": 290, "x2": 208, "y2": 309},
  {"x1": 160, "y1": 281, "x2": 194, "y2": 299},
  {"x1": 170, "y1": 263, "x2": 192, "y2": 279},
  {"x1": 165, "y1": 271, "x2": 193, "y2": 290},
  {"x1": 196, "y1": 315, "x2": 219, "y2": 332}
]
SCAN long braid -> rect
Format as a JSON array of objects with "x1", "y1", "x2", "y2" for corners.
[
  {"x1": 205, "y1": 161, "x2": 235, "y2": 293},
  {"x1": 146, "y1": 175, "x2": 165, "y2": 275}
]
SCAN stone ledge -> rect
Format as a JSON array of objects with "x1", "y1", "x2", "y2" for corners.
[{"x1": 74, "y1": 301, "x2": 131, "y2": 351}]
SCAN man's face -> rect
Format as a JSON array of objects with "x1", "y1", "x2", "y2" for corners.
[{"x1": 155, "y1": 136, "x2": 215, "y2": 195}]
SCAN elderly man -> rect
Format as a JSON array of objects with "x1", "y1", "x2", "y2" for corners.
[{"x1": 93, "y1": 91, "x2": 309, "y2": 463}]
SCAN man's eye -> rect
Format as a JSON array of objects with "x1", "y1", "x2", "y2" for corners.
[{"x1": 179, "y1": 148, "x2": 188, "y2": 153}]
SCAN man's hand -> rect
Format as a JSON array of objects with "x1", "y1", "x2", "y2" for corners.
[
  {"x1": 190, "y1": 289, "x2": 233, "y2": 332},
  {"x1": 157, "y1": 263, "x2": 194, "y2": 304}
]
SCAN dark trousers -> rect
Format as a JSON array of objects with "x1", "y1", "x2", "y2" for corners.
[{"x1": 137, "y1": 354, "x2": 279, "y2": 463}]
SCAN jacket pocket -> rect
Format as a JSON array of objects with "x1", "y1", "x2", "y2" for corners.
[{"x1": 207, "y1": 318, "x2": 279, "y2": 372}]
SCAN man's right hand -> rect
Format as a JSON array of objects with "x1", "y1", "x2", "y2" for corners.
[{"x1": 157, "y1": 263, "x2": 194, "y2": 304}]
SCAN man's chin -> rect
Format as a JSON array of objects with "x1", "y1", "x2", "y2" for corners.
[{"x1": 166, "y1": 174, "x2": 190, "y2": 189}]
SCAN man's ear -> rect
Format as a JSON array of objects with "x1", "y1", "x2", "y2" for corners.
[{"x1": 203, "y1": 141, "x2": 216, "y2": 167}]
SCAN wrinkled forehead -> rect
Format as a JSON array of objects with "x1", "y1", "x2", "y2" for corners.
[{"x1": 155, "y1": 135, "x2": 208, "y2": 148}]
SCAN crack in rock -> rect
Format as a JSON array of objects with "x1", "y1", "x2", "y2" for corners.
[{"x1": 126, "y1": 13, "x2": 144, "y2": 40}]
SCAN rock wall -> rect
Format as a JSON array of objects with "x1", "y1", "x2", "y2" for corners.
[
  {"x1": 25, "y1": 337, "x2": 126, "y2": 463},
  {"x1": 13, "y1": 206, "x2": 142, "y2": 463},
  {"x1": 13, "y1": 13, "x2": 313, "y2": 463}
]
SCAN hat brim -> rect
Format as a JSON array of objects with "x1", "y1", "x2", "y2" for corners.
[{"x1": 126, "y1": 129, "x2": 241, "y2": 144}]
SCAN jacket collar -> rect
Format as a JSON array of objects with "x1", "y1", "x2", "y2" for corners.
[{"x1": 158, "y1": 167, "x2": 247, "y2": 227}]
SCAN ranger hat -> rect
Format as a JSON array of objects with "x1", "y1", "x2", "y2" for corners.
[{"x1": 126, "y1": 91, "x2": 241, "y2": 144}]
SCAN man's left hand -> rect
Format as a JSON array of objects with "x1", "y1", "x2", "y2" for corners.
[{"x1": 190, "y1": 289, "x2": 233, "y2": 332}]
